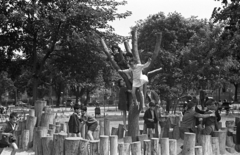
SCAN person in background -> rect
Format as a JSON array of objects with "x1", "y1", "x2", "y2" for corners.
[
  {"x1": 68, "y1": 104, "x2": 82, "y2": 137},
  {"x1": 180, "y1": 100, "x2": 215, "y2": 139},
  {"x1": 143, "y1": 102, "x2": 158, "y2": 138},
  {"x1": 80, "y1": 106, "x2": 98, "y2": 140},
  {"x1": 117, "y1": 79, "x2": 131, "y2": 130},
  {"x1": 0, "y1": 112, "x2": 19, "y2": 150}
]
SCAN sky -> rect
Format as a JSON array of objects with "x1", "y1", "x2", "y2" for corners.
[{"x1": 109, "y1": 0, "x2": 222, "y2": 36}]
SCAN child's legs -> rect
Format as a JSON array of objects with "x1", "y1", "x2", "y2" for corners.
[
  {"x1": 131, "y1": 87, "x2": 137, "y2": 104},
  {"x1": 87, "y1": 130, "x2": 94, "y2": 140},
  {"x1": 123, "y1": 110, "x2": 127, "y2": 129},
  {"x1": 139, "y1": 86, "x2": 145, "y2": 107}
]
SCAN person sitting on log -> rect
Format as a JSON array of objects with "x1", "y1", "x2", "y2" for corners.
[
  {"x1": 198, "y1": 99, "x2": 220, "y2": 135},
  {"x1": 180, "y1": 99, "x2": 215, "y2": 139},
  {"x1": 80, "y1": 106, "x2": 99, "y2": 140},
  {"x1": 118, "y1": 58, "x2": 151, "y2": 107},
  {"x1": 0, "y1": 112, "x2": 19, "y2": 150},
  {"x1": 143, "y1": 102, "x2": 158, "y2": 138},
  {"x1": 68, "y1": 104, "x2": 82, "y2": 137}
]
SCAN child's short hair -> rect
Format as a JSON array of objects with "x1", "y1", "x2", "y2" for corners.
[
  {"x1": 73, "y1": 104, "x2": 81, "y2": 110},
  {"x1": 81, "y1": 106, "x2": 87, "y2": 111},
  {"x1": 149, "y1": 102, "x2": 155, "y2": 107},
  {"x1": 10, "y1": 112, "x2": 18, "y2": 119}
]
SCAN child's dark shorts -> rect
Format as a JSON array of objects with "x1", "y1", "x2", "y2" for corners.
[{"x1": 87, "y1": 121, "x2": 98, "y2": 131}]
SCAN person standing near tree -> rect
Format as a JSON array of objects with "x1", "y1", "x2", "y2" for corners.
[{"x1": 117, "y1": 79, "x2": 131, "y2": 130}]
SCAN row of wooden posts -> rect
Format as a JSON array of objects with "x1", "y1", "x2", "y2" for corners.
[{"x1": 7, "y1": 101, "x2": 240, "y2": 155}]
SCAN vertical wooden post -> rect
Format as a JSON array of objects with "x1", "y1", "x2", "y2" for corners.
[
  {"x1": 211, "y1": 137, "x2": 220, "y2": 155},
  {"x1": 35, "y1": 127, "x2": 48, "y2": 155},
  {"x1": 151, "y1": 138, "x2": 159, "y2": 155},
  {"x1": 195, "y1": 146, "x2": 203, "y2": 155},
  {"x1": 79, "y1": 139, "x2": 89, "y2": 155},
  {"x1": 41, "y1": 136, "x2": 53, "y2": 155},
  {"x1": 81, "y1": 123, "x2": 86, "y2": 139},
  {"x1": 21, "y1": 130, "x2": 30, "y2": 150},
  {"x1": 160, "y1": 138, "x2": 169, "y2": 155},
  {"x1": 111, "y1": 127, "x2": 118, "y2": 135},
  {"x1": 118, "y1": 124, "x2": 124, "y2": 138},
  {"x1": 118, "y1": 142, "x2": 131, "y2": 155},
  {"x1": 169, "y1": 139, "x2": 177, "y2": 155},
  {"x1": 99, "y1": 120, "x2": 104, "y2": 136},
  {"x1": 26, "y1": 115, "x2": 37, "y2": 148},
  {"x1": 29, "y1": 109, "x2": 35, "y2": 117},
  {"x1": 201, "y1": 135, "x2": 212, "y2": 155},
  {"x1": 131, "y1": 141, "x2": 141, "y2": 155},
  {"x1": 40, "y1": 112, "x2": 55, "y2": 128},
  {"x1": 90, "y1": 140, "x2": 100, "y2": 155},
  {"x1": 144, "y1": 140, "x2": 151, "y2": 155},
  {"x1": 52, "y1": 132, "x2": 68, "y2": 155},
  {"x1": 123, "y1": 136, "x2": 132, "y2": 143},
  {"x1": 35, "y1": 100, "x2": 47, "y2": 126},
  {"x1": 104, "y1": 118, "x2": 110, "y2": 136},
  {"x1": 182, "y1": 132, "x2": 196, "y2": 155},
  {"x1": 100, "y1": 135, "x2": 109, "y2": 155},
  {"x1": 64, "y1": 137, "x2": 81, "y2": 155},
  {"x1": 137, "y1": 134, "x2": 148, "y2": 150},
  {"x1": 110, "y1": 135, "x2": 118, "y2": 155},
  {"x1": 213, "y1": 130, "x2": 226, "y2": 155}
]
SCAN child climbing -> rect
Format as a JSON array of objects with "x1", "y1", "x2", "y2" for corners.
[{"x1": 118, "y1": 58, "x2": 151, "y2": 107}]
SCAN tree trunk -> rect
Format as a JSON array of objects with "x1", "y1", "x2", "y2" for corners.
[
  {"x1": 33, "y1": 78, "x2": 38, "y2": 105},
  {"x1": 234, "y1": 84, "x2": 238, "y2": 102},
  {"x1": 84, "y1": 89, "x2": 90, "y2": 106},
  {"x1": 128, "y1": 100, "x2": 140, "y2": 141}
]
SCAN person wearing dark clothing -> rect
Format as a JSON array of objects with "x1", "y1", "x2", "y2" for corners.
[
  {"x1": 68, "y1": 104, "x2": 82, "y2": 137},
  {"x1": 0, "y1": 112, "x2": 18, "y2": 150},
  {"x1": 80, "y1": 106, "x2": 98, "y2": 140},
  {"x1": 222, "y1": 99, "x2": 230, "y2": 115},
  {"x1": 143, "y1": 102, "x2": 158, "y2": 137}
]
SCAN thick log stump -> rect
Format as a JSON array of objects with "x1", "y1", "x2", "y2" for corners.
[
  {"x1": 104, "y1": 118, "x2": 110, "y2": 136},
  {"x1": 52, "y1": 132, "x2": 68, "y2": 155},
  {"x1": 201, "y1": 135, "x2": 213, "y2": 155},
  {"x1": 64, "y1": 137, "x2": 81, "y2": 155},
  {"x1": 79, "y1": 139, "x2": 89, "y2": 155},
  {"x1": 169, "y1": 139, "x2": 177, "y2": 155},
  {"x1": 182, "y1": 132, "x2": 196, "y2": 155},
  {"x1": 111, "y1": 127, "x2": 118, "y2": 135},
  {"x1": 211, "y1": 137, "x2": 220, "y2": 155},
  {"x1": 160, "y1": 138, "x2": 169, "y2": 155},
  {"x1": 41, "y1": 136, "x2": 53, "y2": 155},
  {"x1": 40, "y1": 112, "x2": 55, "y2": 128},
  {"x1": 110, "y1": 135, "x2": 118, "y2": 155},
  {"x1": 123, "y1": 136, "x2": 132, "y2": 143},
  {"x1": 226, "y1": 136, "x2": 235, "y2": 148},
  {"x1": 99, "y1": 120, "x2": 104, "y2": 136},
  {"x1": 213, "y1": 130, "x2": 226, "y2": 154},
  {"x1": 137, "y1": 134, "x2": 148, "y2": 150},
  {"x1": 21, "y1": 130, "x2": 29, "y2": 150},
  {"x1": 151, "y1": 138, "x2": 159, "y2": 155},
  {"x1": 35, "y1": 100, "x2": 47, "y2": 126},
  {"x1": 100, "y1": 135, "x2": 109, "y2": 155},
  {"x1": 90, "y1": 140, "x2": 100, "y2": 155},
  {"x1": 144, "y1": 140, "x2": 151, "y2": 155},
  {"x1": 118, "y1": 142, "x2": 130, "y2": 155},
  {"x1": 131, "y1": 141, "x2": 141, "y2": 155},
  {"x1": 34, "y1": 127, "x2": 48, "y2": 155},
  {"x1": 195, "y1": 146, "x2": 203, "y2": 155},
  {"x1": 81, "y1": 123, "x2": 86, "y2": 139},
  {"x1": 26, "y1": 115, "x2": 37, "y2": 148}
]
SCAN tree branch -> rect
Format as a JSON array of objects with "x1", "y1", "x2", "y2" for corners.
[
  {"x1": 131, "y1": 28, "x2": 141, "y2": 63},
  {"x1": 144, "y1": 32, "x2": 162, "y2": 74},
  {"x1": 124, "y1": 41, "x2": 132, "y2": 54}
]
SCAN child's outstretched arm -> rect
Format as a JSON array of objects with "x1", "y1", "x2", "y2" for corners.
[
  {"x1": 147, "y1": 67, "x2": 162, "y2": 75},
  {"x1": 118, "y1": 69, "x2": 131, "y2": 73},
  {"x1": 142, "y1": 58, "x2": 152, "y2": 69}
]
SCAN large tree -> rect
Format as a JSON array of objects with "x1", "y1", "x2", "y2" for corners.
[
  {"x1": 0, "y1": 0, "x2": 131, "y2": 104},
  {"x1": 100, "y1": 28, "x2": 162, "y2": 139}
]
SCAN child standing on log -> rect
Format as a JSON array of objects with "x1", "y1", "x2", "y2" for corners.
[
  {"x1": 143, "y1": 102, "x2": 157, "y2": 138},
  {"x1": 80, "y1": 106, "x2": 98, "y2": 140},
  {"x1": 68, "y1": 104, "x2": 82, "y2": 137},
  {"x1": 118, "y1": 58, "x2": 151, "y2": 107}
]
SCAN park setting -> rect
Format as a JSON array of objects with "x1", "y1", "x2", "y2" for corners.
[{"x1": 0, "y1": 0, "x2": 240, "y2": 155}]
